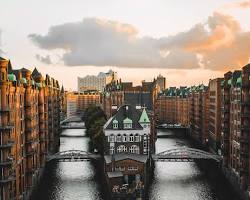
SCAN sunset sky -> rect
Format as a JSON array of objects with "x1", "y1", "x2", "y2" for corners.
[{"x1": 1, "y1": 0, "x2": 250, "y2": 90}]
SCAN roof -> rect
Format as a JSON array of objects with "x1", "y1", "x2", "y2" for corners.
[
  {"x1": 107, "y1": 171, "x2": 123, "y2": 178},
  {"x1": 104, "y1": 154, "x2": 148, "y2": 164},
  {"x1": 104, "y1": 104, "x2": 144, "y2": 130},
  {"x1": 139, "y1": 108, "x2": 150, "y2": 123}
]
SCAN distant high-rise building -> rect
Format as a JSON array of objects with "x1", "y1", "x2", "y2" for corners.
[
  {"x1": 78, "y1": 70, "x2": 117, "y2": 92},
  {"x1": 156, "y1": 74, "x2": 166, "y2": 91}
]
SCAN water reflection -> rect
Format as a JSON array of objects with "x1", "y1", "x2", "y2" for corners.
[{"x1": 32, "y1": 128, "x2": 239, "y2": 200}]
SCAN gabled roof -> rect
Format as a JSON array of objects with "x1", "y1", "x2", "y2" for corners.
[
  {"x1": 139, "y1": 108, "x2": 150, "y2": 123},
  {"x1": 104, "y1": 104, "x2": 143, "y2": 130}
]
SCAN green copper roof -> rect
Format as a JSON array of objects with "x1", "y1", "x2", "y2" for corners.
[
  {"x1": 221, "y1": 80, "x2": 225, "y2": 87},
  {"x1": 36, "y1": 83, "x2": 42, "y2": 88},
  {"x1": 236, "y1": 76, "x2": 242, "y2": 84},
  {"x1": 113, "y1": 119, "x2": 118, "y2": 124},
  {"x1": 20, "y1": 78, "x2": 27, "y2": 84},
  {"x1": 139, "y1": 108, "x2": 150, "y2": 123},
  {"x1": 123, "y1": 117, "x2": 132, "y2": 124},
  {"x1": 8, "y1": 74, "x2": 16, "y2": 82}
]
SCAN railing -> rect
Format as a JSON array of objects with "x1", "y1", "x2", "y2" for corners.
[
  {"x1": 152, "y1": 147, "x2": 221, "y2": 162},
  {"x1": 46, "y1": 150, "x2": 101, "y2": 162}
]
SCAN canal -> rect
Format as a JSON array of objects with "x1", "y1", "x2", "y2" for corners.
[{"x1": 31, "y1": 128, "x2": 239, "y2": 200}]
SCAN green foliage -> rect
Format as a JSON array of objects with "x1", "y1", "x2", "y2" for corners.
[{"x1": 84, "y1": 105, "x2": 106, "y2": 154}]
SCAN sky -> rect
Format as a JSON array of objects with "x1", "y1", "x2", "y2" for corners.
[{"x1": 0, "y1": 0, "x2": 250, "y2": 90}]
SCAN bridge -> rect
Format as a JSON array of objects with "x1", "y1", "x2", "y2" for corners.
[
  {"x1": 60, "y1": 116, "x2": 85, "y2": 129},
  {"x1": 152, "y1": 147, "x2": 221, "y2": 162},
  {"x1": 46, "y1": 150, "x2": 101, "y2": 162},
  {"x1": 47, "y1": 147, "x2": 221, "y2": 163}
]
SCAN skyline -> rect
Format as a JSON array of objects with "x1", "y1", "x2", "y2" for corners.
[{"x1": 1, "y1": 0, "x2": 250, "y2": 90}]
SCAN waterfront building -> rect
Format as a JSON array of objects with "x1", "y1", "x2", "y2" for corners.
[
  {"x1": 0, "y1": 57, "x2": 61, "y2": 200},
  {"x1": 155, "y1": 87, "x2": 189, "y2": 126},
  {"x1": 123, "y1": 80, "x2": 159, "y2": 111},
  {"x1": 77, "y1": 70, "x2": 117, "y2": 92},
  {"x1": 66, "y1": 92, "x2": 78, "y2": 118},
  {"x1": 188, "y1": 84, "x2": 209, "y2": 145},
  {"x1": 77, "y1": 90, "x2": 101, "y2": 114},
  {"x1": 221, "y1": 64, "x2": 250, "y2": 197},
  {"x1": 208, "y1": 78, "x2": 223, "y2": 154},
  {"x1": 103, "y1": 104, "x2": 153, "y2": 198},
  {"x1": 66, "y1": 91, "x2": 101, "y2": 117}
]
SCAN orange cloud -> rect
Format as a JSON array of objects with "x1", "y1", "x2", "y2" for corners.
[{"x1": 223, "y1": 0, "x2": 250, "y2": 9}]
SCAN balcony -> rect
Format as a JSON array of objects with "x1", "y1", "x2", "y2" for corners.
[
  {"x1": 0, "y1": 175, "x2": 15, "y2": 184},
  {"x1": 0, "y1": 140, "x2": 15, "y2": 149},
  {"x1": 0, "y1": 107, "x2": 11, "y2": 113},
  {"x1": 240, "y1": 151, "x2": 249, "y2": 157},
  {"x1": 25, "y1": 138, "x2": 38, "y2": 144},
  {"x1": 241, "y1": 113, "x2": 250, "y2": 118},
  {"x1": 0, "y1": 125, "x2": 14, "y2": 131},
  {"x1": 239, "y1": 138, "x2": 249, "y2": 144},
  {"x1": 241, "y1": 102, "x2": 250, "y2": 106},
  {"x1": 26, "y1": 150, "x2": 36, "y2": 156},
  {"x1": 0, "y1": 158, "x2": 13, "y2": 167},
  {"x1": 241, "y1": 126, "x2": 250, "y2": 131}
]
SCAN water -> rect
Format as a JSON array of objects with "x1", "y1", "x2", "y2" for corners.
[{"x1": 31, "y1": 128, "x2": 239, "y2": 200}]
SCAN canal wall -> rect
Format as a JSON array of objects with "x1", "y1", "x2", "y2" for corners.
[{"x1": 185, "y1": 128, "x2": 249, "y2": 200}]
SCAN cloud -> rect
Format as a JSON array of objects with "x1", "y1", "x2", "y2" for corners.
[
  {"x1": 29, "y1": 14, "x2": 250, "y2": 71},
  {"x1": 28, "y1": 18, "x2": 198, "y2": 69},
  {"x1": 35, "y1": 54, "x2": 52, "y2": 65},
  {"x1": 224, "y1": 0, "x2": 250, "y2": 9}
]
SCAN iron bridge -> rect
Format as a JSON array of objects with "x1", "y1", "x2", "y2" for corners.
[
  {"x1": 46, "y1": 150, "x2": 101, "y2": 162},
  {"x1": 152, "y1": 147, "x2": 221, "y2": 162}
]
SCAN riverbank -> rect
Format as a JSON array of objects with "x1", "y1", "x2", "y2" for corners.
[{"x1": 185, "y1": 129, "x2": 249, "y2": 200}]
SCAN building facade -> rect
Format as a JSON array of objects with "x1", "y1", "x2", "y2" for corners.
[
  {"x1": 221, "y1": 65, "x2": 250, "y2": 197},
  {"x1": 0, "y1": 57, "x2": 61, "y2": 200},
  {"x1": 208, "y1": 78, "x2": 223, "y2": 154},
  {"x1": 77, "y1": 70, "x2": 117, "y2": 92},
  {"x1": 103, "y1": 105, "x2": 152, "y2": 198}
]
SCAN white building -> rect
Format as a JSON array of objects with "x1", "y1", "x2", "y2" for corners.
[{"x1": 78, "y1": 70, "x2": 117, "y2": 92}]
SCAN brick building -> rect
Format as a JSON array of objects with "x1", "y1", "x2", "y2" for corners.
[
  {"x1": 208, "y1": 78, "x2": 223, "y2": 154},
  {"x1": 0, "y1": 57, "x2": 62, "y2": 200},
  {"x1": 221, "y1": 65, "x2": 250, "y2": 196}
]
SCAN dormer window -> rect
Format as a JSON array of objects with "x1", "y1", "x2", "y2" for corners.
[
  {"x1": 113, "y1": 119, "x2": 118, "y2": 129},
  {"x1": 123, "y1": 117, "x2": 132, "y2": 129}
]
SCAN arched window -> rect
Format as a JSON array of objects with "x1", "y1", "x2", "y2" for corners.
[
  {"x1": 110, "y1": 146, "x2": 115, "y2": 155},
  {"x1": 129, "y1": 134, "x2": 134, "y2": 142},
  {"x1": 109, "y1": 134, "x2": 115, "y2": 142},
  {"x1": 117, "y1": 145, "x2": 127, "y2": 153},
  {"x1": 135, "y1": 134, "x2": 140, "y2": 142},
  {"x1": 123, "y1": 134, "x2": 127, "y2": 142},
  {"x1": 116, "y1": 134, "x2": 122, "y2": 142},
  {"x1": 129, "y1": 145, "x2": 140, "y2": 154}
]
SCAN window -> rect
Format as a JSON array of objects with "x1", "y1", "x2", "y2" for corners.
[
  {"x1": 110, "y1": 146, "x2": 115, "y2": 154},
  {"x1": 123, "y1": 134, "x2": 127, "y2": 142},
  {"x1": 116, "y1": 134, "x2": 122, "y2": 142},
  {"x1": 129, "y1": 134, "x2": 134, "y2": 142},
  {"x1": 109, "y1": 134, "x2": 115, "y2": 142},
  {"x1": 113, "y1": 123, "x2": 118, "y2": 129},
  {"x1": 124, "y1": 123, "x2": 132, "y2": 129},
  {"x1": 135, "y1": 134, "x2": 140, "y2": 142},
  {"x1": 129, "y1": 145, "x2": 140, "y2": 154},
  {"x1": 117, "y1": 145, "x2": 127, "y2": 153}
]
